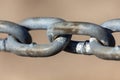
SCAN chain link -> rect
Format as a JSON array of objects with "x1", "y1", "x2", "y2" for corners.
[{"x1": 0, "y1": 17, "x2": 120, "y2": 60}]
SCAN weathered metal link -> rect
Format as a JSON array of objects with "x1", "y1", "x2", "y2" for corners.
[
  {"x1": 88, "y1": 19, "x2": 120, "y2": 60},
  {"x1": 5, "y1": 35, "x2": 71, "y2": 57},
  {"x1": 47, "y1": 22, "x2": 115, "y2": 54},
  {"x1": 47, "y1": 22, "x2": 115, "y2": 46},
  {"x1": 0, "y1": 21, "x2": 32, "y2": 44},
  {"x1": 3, "y1": 17, "x2": 72, "y2": 57},
  {"x1": 0, "y1": 17, "x2": 120, "y2": 60}
]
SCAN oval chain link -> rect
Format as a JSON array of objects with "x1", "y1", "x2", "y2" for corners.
[
  {"x1": 0, "y1": 17, "x2": 120, "y2": 60},
  {"x1": 89, "y1": 19, "x2": 120, "y2": 60},
  {"x1": 4, "y1": 18, "x2": 72, "y2": 57}
]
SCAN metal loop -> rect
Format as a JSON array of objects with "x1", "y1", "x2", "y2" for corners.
[
  {"x1": 0, "y1": 17, "x2": 119, "y2": 60},
  {"x1": 0, "y1": 20, "x2": 32, "y2": 44},
  {"x1": 47, "y1": 22, "x2": 115, "y2": 54},
  {"x1": 3, "y1": 18, "x2": 72, "y2": 57},
  {"x1": 5, "y1": 35, "x2": 71, "y2": 57},
  {"x1": 88, "y1": 19, "x2": 120, "y2": 60},
  {"x1": 47, "y1": 22, "x2": 115, "y2": 46}
]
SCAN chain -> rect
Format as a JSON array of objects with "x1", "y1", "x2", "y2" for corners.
[{"x1": 0, "y1": 17, "x2": 120, "y2": 60}]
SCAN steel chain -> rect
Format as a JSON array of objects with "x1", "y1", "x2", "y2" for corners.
[{"x1": 0, "y1": 17, "x2": 120, "y2": 60}]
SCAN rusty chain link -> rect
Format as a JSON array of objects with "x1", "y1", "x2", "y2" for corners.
[{"x1": 0, "y1": 17, "x2": 120, "y2": 60}]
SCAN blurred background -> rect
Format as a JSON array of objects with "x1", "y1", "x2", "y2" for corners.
[{"x1": 0, "y1": 0, "x2": 120, "y2": 80}]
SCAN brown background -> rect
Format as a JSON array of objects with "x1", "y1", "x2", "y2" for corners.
[{"x1": 0, "y1": 0, "x2": 120, "y2": 80}]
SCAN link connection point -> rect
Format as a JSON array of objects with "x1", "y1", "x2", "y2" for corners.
[{"x1": 0, "y1": 17, "x2": 120, "y2": 60}]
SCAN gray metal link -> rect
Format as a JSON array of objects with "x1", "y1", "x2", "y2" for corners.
[
  {"x1": 0, "y1": 17, "x2": 120, "y2": 60},
  {"x1": 5, "y1": 35, "x2": 71, "y2": 57},
  {"x1": 47, "y1": 22, "x2": 115, "y2": 46},
  {"x1": 89, "y1": 38, "x2": 120, "y2": 60},
  {"x1": 2, "y1": 17, "x2": 71, "y2": 57},
  {"x1": 47, "y1": 21, "x2": 115, "y2": 53},
  {"x1": 88, "y1": 19, "x2": 120, "y2": 60}
]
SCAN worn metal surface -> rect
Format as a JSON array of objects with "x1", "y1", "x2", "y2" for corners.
[
  {"x1": 5, "y1": 36, "x2": 71, "y2": 57},
  {"x1": 0, "y1": 17, "x2": 120, "y2": 60},
  {"x1": 47, "y1": 21, "x2": 115, "y2": 55},
  {"x1": 0, "y1": 18, "x2": 71, "y2": 57},
  {"x1": 47, "y1": 22, "x2": 115, "y2": 46}
]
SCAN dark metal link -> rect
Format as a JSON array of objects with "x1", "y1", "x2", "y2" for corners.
[{"x1": 64, "y1": 40, "x2": 91, "y2": 54}]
